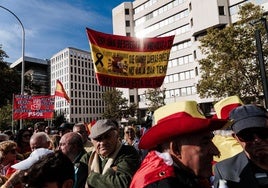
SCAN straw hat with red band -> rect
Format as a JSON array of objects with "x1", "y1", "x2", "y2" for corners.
[
  {"x1": 212, "y1": 96, "x2": 244, "y2": 162},
  {"x1": 214, "y1": 96, "x2": 243, "y2": 119},
  {"x1": 139, "y1": 101, "x2": 228, "y2": 150}
]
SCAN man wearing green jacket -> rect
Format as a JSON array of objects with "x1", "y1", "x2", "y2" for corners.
[{"x1": 77, "y1": 119, "x2": 140, "y2": 188}]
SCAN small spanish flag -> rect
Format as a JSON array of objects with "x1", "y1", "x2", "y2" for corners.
[
  {"x1": 55, "y1": 80, "x2": 70, "y2": 103},
  {"x1": 86, "y1": 120, "x2": 96, "y2": 135}
]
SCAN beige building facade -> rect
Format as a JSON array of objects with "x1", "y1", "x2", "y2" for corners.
[
  {"x1": 112, "y1": 0, "x2": 268, "y2": 115},
  {"x1": 50, "y1": 47, "x2": 111, "y2": 123}
]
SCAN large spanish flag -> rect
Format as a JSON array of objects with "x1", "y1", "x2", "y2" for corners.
[
  {"x1": 86, "y1": 28, "x2": 175, "y2": 88},
  {"x1": 55, "y1": 80, "x2": 70, "y2": 103}
]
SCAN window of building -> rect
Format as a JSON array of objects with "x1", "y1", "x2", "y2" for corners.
[
  {"x1": 169, "y1": 75, "x2": 174, "y2": 82},
  {"x1": 126, "y1": 32, "x2": 131, "y2": 36},
  {"x1": 170, "y1": 90, "x2": 175, "y2": 97},
  {"x1": 218, "y1": 6, "x2": 225, "y2": 15},
  {"x1": 165, "y1": 90, "x2": 171, "y2": 98},
  {"x1": 126, "y1": 20, "x2": 130, "y2": 27},
  {"x1": 181, "y1": 88, "x2": 186, "y2": 96},
  {"x1": 185, "y1": 71, "x2": 190, "y2": 79},
  {"x1": 179, "y1": 72, "x2": 185, "y2": 80},
  {"x1": 195, "y1": 67, "x2": 198, "y2": 76},
  {"x1": 192, "y1": 86, "x2": 197, "y2": 94},
  {"x1": 130, "y1": 95, "x2": 134, "y2": 103},
  {"x1": 187, "y1": 87, "x2": 192, "y2": 95},
  {"x1": 175, "y1": 89, "x2": 180, "y2": 96},
  {"x1": 125, "y1": 8, "x2": 129, "y2": 15},
  {"x1": 174, "y1": 74, "x2": 179, "y2": 82},
  {"x1": 193, "y1": 50, "x2": 197, "y2": 59},
  {"x1": 190, "y1": 70, "x2": 195, "y2": 78}
]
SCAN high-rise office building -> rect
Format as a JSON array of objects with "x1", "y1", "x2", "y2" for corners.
[
  {"x1": 50, "y1": 47, "x2": 111, "y2": 123},
  {"x1": 112, "y1": 0, "x2": 268, "y2": 115},
  {"x1": 10, "y1": 56, "x2": 50, "y2": 95}
]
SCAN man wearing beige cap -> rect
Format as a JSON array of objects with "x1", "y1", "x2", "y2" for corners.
[{"x1": 77, "y1": 119, "x2": 140, "y2": 188}]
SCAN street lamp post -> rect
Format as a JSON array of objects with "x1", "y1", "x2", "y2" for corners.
[
  {"x1": 255, "y1": 29, "x2": 268, "y2": 108},
  {"x1": 0, "y1": 6, "x2": 25, "y2": 128}
]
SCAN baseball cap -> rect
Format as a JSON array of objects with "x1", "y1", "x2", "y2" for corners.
[
  {"x1": 89, "y1": 119, "x2": 116, "y2": 139},
  {"x1": 12, "y1": 148, "x2": 53, "y2": 170},
  {"x1": 230, "y1": 104, "x2": 268, "y2": 134}
]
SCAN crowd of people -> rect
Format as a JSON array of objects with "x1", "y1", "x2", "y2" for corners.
[{"x1": 0, "y1": 96, "x2": 267, "y2": 188}]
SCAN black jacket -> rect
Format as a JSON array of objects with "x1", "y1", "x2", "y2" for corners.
[
  {"x1": 145, "y1": 166, "x2": 211, "y2": 188},
  {"x1": 214, "y1": 152, "x2": 268, "y2": 188}
]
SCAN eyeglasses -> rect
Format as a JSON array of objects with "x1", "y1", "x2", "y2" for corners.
[{"x1": 237, "y1": 128, "x2": 268, "y2": 142}]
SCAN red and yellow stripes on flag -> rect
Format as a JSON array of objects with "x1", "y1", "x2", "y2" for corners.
[
  {"x1": 87, "y1": 120, "x2": 96, "y2": 135},
  {"x1": 55, "y1": 80, "x2": 70, "y2": 103},
  {"x1": 86, "y1": 28, "x2": 175, "y2": 88},
  {"x1": 13, "y1": 95, "x2": 55, "y2": 120}
]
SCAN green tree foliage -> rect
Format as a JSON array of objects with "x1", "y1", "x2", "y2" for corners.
[
  {"x1": 0, "y1": 45, "x2": 21, "y2": 107},
  {"x1": 0, "y1": 103, "x2": 12, "y2": 130},
  {"x1": 123, "y1": 102, "x2": 138, "y2": 118},
  {"x1": 102, "y1": 89, "x2": 129, "y2": 120},
  {"x1": 197, "y1": 3, "x2": 267, "y2": 102},
  {"x1": 144, "y1": 87, "x2": 166, "y2": 112}
]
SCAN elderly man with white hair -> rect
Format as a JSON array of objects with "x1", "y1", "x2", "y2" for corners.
[{"x1": 77, "y1": 119, "x2": 140, "y2": 188}]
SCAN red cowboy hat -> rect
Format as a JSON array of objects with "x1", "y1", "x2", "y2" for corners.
[{"x1": 139, "y1": 101, "x2": 228, "y2": 150}]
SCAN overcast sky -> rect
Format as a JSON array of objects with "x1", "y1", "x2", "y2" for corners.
[{"x1": 0, "y1": 0, "x2": 129, "y2": 63}]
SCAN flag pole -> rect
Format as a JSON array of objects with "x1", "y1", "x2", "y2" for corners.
[{"x1": 11, "y1": 94, "x2": 14, "y2": 133}]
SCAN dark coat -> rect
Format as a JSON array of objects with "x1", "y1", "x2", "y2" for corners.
[
  {"x1": 76, "y1": 144, "x2": 140, "y2": 188},
  {"x1": 144, "y1": 169, "x2": 211, "y2": 188},
  {"x1": 73, "y1": 149, "x2": 87, "y2": 188},
  {"x1": 214, "y1": 152, "x2": 264, "y2": 188}
]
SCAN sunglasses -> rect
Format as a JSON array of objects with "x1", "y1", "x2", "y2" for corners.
[{"x1": 237, "y1": 128, "x2": 268, "y2": 142}]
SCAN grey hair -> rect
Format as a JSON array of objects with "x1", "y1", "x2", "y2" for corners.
[{"x1": 31, "y1": 132, "x2": 51, "y2": 143}]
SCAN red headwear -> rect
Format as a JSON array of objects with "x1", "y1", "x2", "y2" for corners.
[
  {"x1": 214, "y1": 95, "x2": 243, "y2": 119},
  {"x1": 139, "y1": 101, "x2": 228, "y2": 150}
]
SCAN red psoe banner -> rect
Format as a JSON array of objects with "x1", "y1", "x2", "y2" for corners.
[
  {"x1": 86, "y1": 28, "x2": 175, "y2": 88},
  {"x1": 13, "y1": 95, "x2": 55, "y2": 120}
]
